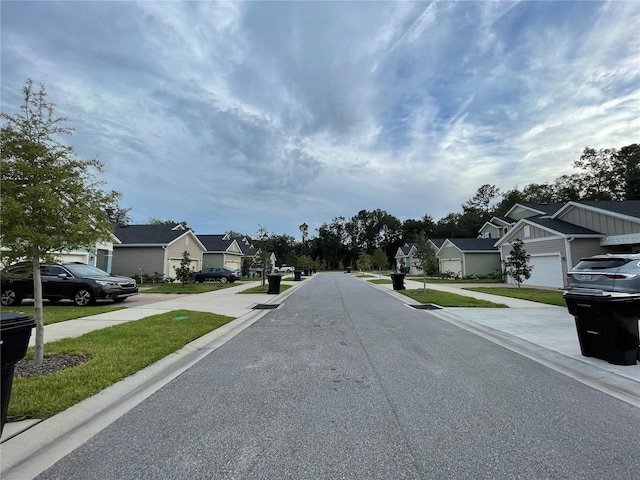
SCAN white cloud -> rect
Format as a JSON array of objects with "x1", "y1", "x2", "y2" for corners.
[{"x1": 2, "y1": 1, "x2": 638, "y2": 238}]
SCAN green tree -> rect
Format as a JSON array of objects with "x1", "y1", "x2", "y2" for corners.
[
  {"x1": 412, "y1": 233, "x2": 438, "y2": 291},
  {"x1": 173, "y1": 251, "x2": 195, "y2": 286},
  {"x1": 372, "y1": 248, "x2": 388, "y2": 274},
  {"x1": 356, "y1": 252, "x2": 372, "y2": 272},
  {"x1": 616, "y1": 144, "x2": 640, "y2": 200},
  {"x1": 1, "y1": 79, "x2": 121, "y2": 364},
  {"x1": 505, "y1": 238, "x2": 533, "y2": 288}
]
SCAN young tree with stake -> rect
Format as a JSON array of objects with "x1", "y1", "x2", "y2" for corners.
[
  {"x1": 505, "y1": 238, "x2": 534, "y2": 288},
  {"x1": 1, "y1": 80, "x2": 122, "y2": 365}
]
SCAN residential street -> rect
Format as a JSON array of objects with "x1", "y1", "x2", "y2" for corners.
[{"x1": 36, "y1": 273, "x2": 640, "y2": 479}]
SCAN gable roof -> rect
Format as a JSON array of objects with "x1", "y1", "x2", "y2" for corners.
[
  {"x1": 441, "y1": 238, "x2": 499, "y2": 253},
  {"x1": 494, "y1": 216, "x2": 604, "y2": 247},
  {"x1": 526, "y1": 217, "x2": 602, "y2": 235},
  {"x1": 197, "y1": 234, "x2": 242, "y2": 254},
  {"x1": 114, "y1": 224, "x2": 190, "y2": 245},
  {"x1": 505, "y1": 202, "x2": 565, "y2": 219},
  {"x1": 428, "y1": 238, "x2": 446, "y2": 249}
]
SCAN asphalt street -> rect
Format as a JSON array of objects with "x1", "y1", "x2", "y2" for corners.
[{"x1": 34, "y1": 273, "x2": 640, "y2": 479}]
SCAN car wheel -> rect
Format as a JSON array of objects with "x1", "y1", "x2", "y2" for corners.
[
  {"x1": 220, "y1": 277, "x2": 228, "y2": 284},
  {"x1": 1, "y1": 289, "x2": 22, "y2": 307},
  {"x1": 74, "y1": 288, "x2": 95, "y2": 306}
]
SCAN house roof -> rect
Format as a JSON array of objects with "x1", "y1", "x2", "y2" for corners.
[
  {"x1": 519, "y1": 202, "x2": 566, "y2": 216},
  {"x1": 197, "y1": 234, "x2": 237, "y2": 252},
  {"x1": 114, "y1": 224, "x2": 189, "y2": 245},
  {"x1": 526, "y1": 217, "x2": 602, "y2": 235},
  {"x1": 444, "y1": 238, "x2": 499, "y2": 252},
  {"x1": 428, "y1": 238, "x2": 446, "y2": 248}
]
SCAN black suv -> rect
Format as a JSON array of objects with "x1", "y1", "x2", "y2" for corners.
[{"x1": 0, "y1": 262, "x2": 138, "y2": 307}]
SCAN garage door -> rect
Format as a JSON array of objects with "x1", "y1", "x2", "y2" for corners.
[
  {"x1": 509, "y1": 254, "x2": 564, "y2": 288},
  {"x1": 440, "y1": 259, "x2": 462, "y2": 277}
]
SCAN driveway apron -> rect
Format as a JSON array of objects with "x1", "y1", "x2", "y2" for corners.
[{"x1": 37, "y1": 273, "x2": 640, "y2": 479}]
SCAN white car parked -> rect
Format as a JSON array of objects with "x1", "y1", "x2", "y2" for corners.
[{"x1": 273, "y1": 265, "x2": 294, "y2": 273}]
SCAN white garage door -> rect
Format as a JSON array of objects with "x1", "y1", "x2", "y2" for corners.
[
  {"x1": 510, "y1": 254, "x2": 564, "y2": 288},
  {"x1": 441, "y1": 259, "x2": 462, "y2": 277}
]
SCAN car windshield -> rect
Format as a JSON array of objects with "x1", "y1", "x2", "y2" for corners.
[
  {"x1": 573, "y1": 258, "x2": 631, "y2": 270},
  {"x1": 64, "y1": 264, "x2": 110, "y2": 277}
]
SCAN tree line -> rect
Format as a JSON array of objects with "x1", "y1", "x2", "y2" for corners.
[{"x1": 257, "y1": 144, "x2": 639, "y2": 271}]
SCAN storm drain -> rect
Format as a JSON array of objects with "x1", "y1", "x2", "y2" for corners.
[
  {"x1": 408, "y1": 304, "x2": 442, "y2": 310},
  {"x1": 252, "y1": 304, "x2": 281, "y2": 310}
]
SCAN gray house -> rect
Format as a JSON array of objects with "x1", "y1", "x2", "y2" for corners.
[
  {"x1": 436, "y1": 238, "x2": 501, "y2": 278},
  {"x1": 197, "y1": 234, "x2": 244, "y2": 271},
  {"x1": 112, "y1": 224, "x2": 205, "y2": 279},
  {"x1": 496, "y1": 200, "x2": 640, "y2": 288}
]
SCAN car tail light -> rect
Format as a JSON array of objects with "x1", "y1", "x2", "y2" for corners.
[{"x1": 604, "y1": 274, "x2": 635, "y2": 279}]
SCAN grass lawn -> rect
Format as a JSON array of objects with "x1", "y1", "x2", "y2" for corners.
[
  {"x1": 369, "y1": 279, "x2": 393, "y2": 284},
  {"x1": 141, "y1": 282, "x2": 241, "y2": 294},
  {"x1": 465, "y1": 287, "x2": 566, "y2": 306},
  {"x1": 8, "y1": 309, "x2": 234, "y2": 421},
  {"x1": 400, "y1": 289, "x2": 508, "y2": 308},
  {"x1": 0, "y1": 304, "x2": 126, "y2": 326},
  {"x1": 406, "y1": 277, "x2": 503, "y2": 284},
  {"x1": 239, "y1": 283, "x2": 293, "y2": 294}
]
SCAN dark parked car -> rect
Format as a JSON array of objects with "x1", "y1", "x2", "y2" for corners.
[
  {"x1": 0, "y1": 262, "x2": 138, "y2": 307},
  {"x1": 566, "y1": 253, "x2": 640, "y2": 293},
  {"x1": 194, "y1": 267, "x2": 241, "y2": 283}
]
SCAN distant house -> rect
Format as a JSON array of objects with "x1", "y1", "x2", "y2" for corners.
[
  {"x1": 394, "y1": 239, "x2": 446, "y2": 275},
  {"x1": 112, "y1": 224, "x2": 205, "y2": 279},
  {"x1": 436, "y1": 238, "x2": 501, "y2": 278},
  {"x1": 496, "y1": 201, "x2": 640, "y2": 288},
  {"x1": 50, "y1": 239, "x2": 116, "y2": 273},
  {"x1": 197, "y1": 234, "x2": 244, "y2": 271}
]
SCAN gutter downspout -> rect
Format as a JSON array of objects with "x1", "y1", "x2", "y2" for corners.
[
  {"x1": 162, "y1": 245, "x2": 168, "y2": 278},
  {"x1": 565, "y1": 237, "x2": 575, "y2": 287}
]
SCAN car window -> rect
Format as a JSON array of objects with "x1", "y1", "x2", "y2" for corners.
[
  {"x1": 41, "y1": 266, "x2": 68, "y2": 276},
  {"x1": 574, "y1": 258, "x2": 631, "y2": 270},
  {"x1": 64, "y1": 264, "x2": 110, "y2": 277}
]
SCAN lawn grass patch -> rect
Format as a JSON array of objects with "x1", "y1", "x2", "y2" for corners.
[
  {"x1": 239, "y1": 284, "x2": 293, "y2": 294},
  {"x1": 0, "y1": 304, "x2": 126, "y2": 326},
  {"x1": 369, "y1": 279, "x2": 393, "y2": 284},
  {"x1": 464, "y1": 287, "x2": 566, "y2": 306},
  {"x1": 400, "y1": 289, "x2": 508, "y2": 308},
  {"x1": 7, "y1": 309, "x2": 234, "y2": 420},
  {"x1": 141, "y1": 282, "x2": 238, "y2": 294},
  {"x1": 406, "y1": 277, "x2": 503, "y2": 284}
]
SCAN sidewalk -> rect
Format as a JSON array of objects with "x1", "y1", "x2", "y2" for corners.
[{"x1": 27, "y1": 280, "x2": 284, "y2": 346}]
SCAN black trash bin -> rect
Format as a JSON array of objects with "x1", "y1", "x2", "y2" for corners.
[
  {"x1": 294, "y1": 270, "x2": 302, "y2": 281},
  {"x1": 267, "y1": 274, "x2": 282, "y2": 294},
  {"x1": 563, "y1": 289, "x2": 640, "y2": 365},
  {"x1": 390, "y1": 273, "x2": 405, "y2": 291},
  {"x1": 1, "y1": 312, "x2": 36, "y2": 434}
]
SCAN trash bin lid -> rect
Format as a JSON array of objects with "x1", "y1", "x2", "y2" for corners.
[{"x1": 0, "y1": 312, "x2": 36, "y2": 336}]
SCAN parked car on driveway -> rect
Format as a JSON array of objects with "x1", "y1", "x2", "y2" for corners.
[
  {"x1": 0, "y1": 262, "x2": 138, "y2": 307},
  {"x1": 566, "y1": 253, "x2": 640, "y2": 293},
  {"x1": 194, "y1": 267, "x2": 241, "y2": 283},
  {"x1": 248, "y1": 264, "x2": 265, "y2": 277},
  {"x1": 273, "y1": 265, "x2": 294, "y2": 273}
]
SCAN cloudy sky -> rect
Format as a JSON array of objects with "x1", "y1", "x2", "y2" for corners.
[{"x1": 2, "y1": 1, "x2": 639, "y2": 239}]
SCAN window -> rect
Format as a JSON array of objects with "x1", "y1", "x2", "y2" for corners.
[{"x1": 523, "y1": 225, "x2": 531, "y2": 238}]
